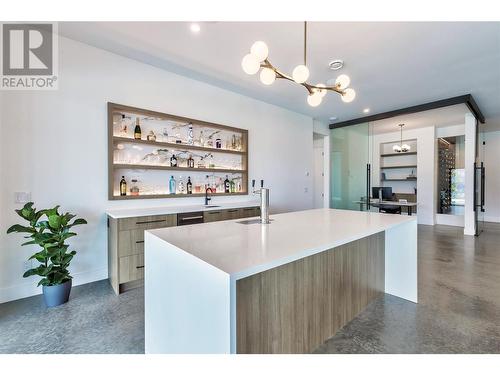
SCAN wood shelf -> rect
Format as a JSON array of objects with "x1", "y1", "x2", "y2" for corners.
[
  {"x1": 382, "y1": 178, "x2": 417, "y2": 182},
  {"x1": 113, "y1": 136, "x2": 246, "y2": 155},
  {"x1": 113, "y1": 164, "x2": 245, "y2": 174},
  {"x1": 110, "y1": 192, "x2": 247, "y2": 200},
  {"x1": 380, "y1": 165, "x2": 417, "y2": 169},
  {"x1": 108, "y1": 103, "x2": 249, "y2": 200},
  {"x1": 381, "y1": 152, "x2": 417, "y2": 157}
]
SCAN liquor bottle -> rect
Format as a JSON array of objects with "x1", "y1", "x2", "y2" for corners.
[
  {"x1": 187, "y1": 123, "x2": 194, "y2": 145},
  {"x1": 134, "y1": 118, "x2": 142, "y2": 140},
  {"x1": 178, "y1": 177, "x2": 185, "y2": 194},
  {"x1": 119, "y1": 176, "x2": 127, "y2": 196},
  {"x1": 187, "y1": 154, "x2": 194, "y2": 168},
  {"x1": 130, "y1": 179, "x2": 140, "y2": 196},
  {"x1": 199, "y1": 131, "x2": 205, "y2": 147},
  {"x1": 187, "y1": 177, "x2": 193, "y2": 194},
  {"x1": 169, "y1": 176, "x2": 176, "y2": 195},
  {"x1": 170, "y1": 153, "x2": 177, "y2": 167},
  {"x1": 230, "y1": 179, "x2": 235, "y2": 193},
  {"x1": 224, "y1": 175, "x2": 230, "y2": 193},
  {"x1": 231, "y1": 134, "x2": 236, "y2": 150}
]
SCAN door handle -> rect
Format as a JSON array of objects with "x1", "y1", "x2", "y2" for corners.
[
  {"x1": 481, "y1": 163, "x2": 485, "y2": 212},
  {"x1": 136, "y1": 219, "x2": 165, "y2": 225},
  {"x1": 180, "y1": 215, "x2": 204, "y2": 221}
]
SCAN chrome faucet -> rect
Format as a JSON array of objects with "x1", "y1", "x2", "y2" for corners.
[
  {"x1": 205, "y1": 187, "x2": 213, "y2": 206},
  {"x1": 252, "y1": 179, "x2": 270, "y2": 224}
]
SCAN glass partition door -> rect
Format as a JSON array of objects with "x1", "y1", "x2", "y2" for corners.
[
  {"x1": 330, "y1": 123, "x2": 371, "y2": 211},
  {"x1": 474, "y1": 125, "x2": 485, "y2": 236}
]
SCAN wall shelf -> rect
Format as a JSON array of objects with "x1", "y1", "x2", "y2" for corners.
[
  {"x1": 380, "y1": 165, "x2": 417, "y2": 169},
  {"x1": 108, "y1": 103, "x2": 248, "y2": 200},
  {"x1": 382, "y1": 178, "x2": 417, "y2": 182},
  {"x1": 381, "y1": 152, "x2": 417, "y2": 157},
  {"x1": 113, "y1": 164, "x2": 245, "y2": 174},
  {"x1": 113, "y1": 136, "x2": 245, "y2": 155}
]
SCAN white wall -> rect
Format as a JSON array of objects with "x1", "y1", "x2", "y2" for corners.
[
  {"x1": 0, "y1": 37, "x2": 314, "y2": 303},
  {"x1": 484, "y1": 130, "x2": 500, "y2": 223},
  {"x1": 372, "y1": 126, "x2": 436, "y2": 225}
]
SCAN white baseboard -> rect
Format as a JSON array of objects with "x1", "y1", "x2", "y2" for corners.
[
  {"x1": 0, "y1": 267, "x2": 108, "y2": 304},
  {"x1": 484, "y1": 215, "x2": 500, "y2": 223}
]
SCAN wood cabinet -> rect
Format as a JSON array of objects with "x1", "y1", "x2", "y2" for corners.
[{"x1": 108, "y1": 206, "x2": 260, "y2": 294}]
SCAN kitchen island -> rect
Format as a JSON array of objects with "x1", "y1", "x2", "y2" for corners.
[{"x1": 145, "y1": 208, "x2": 417, "y2": 354}]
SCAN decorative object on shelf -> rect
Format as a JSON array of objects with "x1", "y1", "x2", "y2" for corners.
[
  {"x1": 169, "y1": 176, "x2": 176, "y2": 195},
  {"x1": 147, "y1": 130, "x2": 156, "y2": 141},
  {"x1": 381, "y1": 172, "x2": 386, "y2": 181},
  {"x1": 130, "y1": 179, "x2": 140, "y2": 196},
  {"x1": 7, "y1": 202, "x2": 87, "y2": 307},
  {"x1": 393, "y1": 124, "x2": 411, "y2": 153},
  {"x1": 241, "y1": 22, "x2": 356, "y2": 107},
  {"x1": 216, "y1": 137, "x2": 222, "y2": 149},
  {"x1": 120, "y1": 176, "x2": 127, "y2": 196},
  {"x1": 187, "y1": 123, "x2": 194, "y2": 145},
  {"x1": 187, "y1": 177, "x2": 193, "y2": 194},
  {"x1": 187, "y1": 154, "x2": 195, "y2": 168},
  {"x1": 170, "y1": 153, "x2": 177, "y2": 167},
  {"x1": 134, "y1": 118, "x2": 142, "y2": 140},
  {"x1": 408, "y1": 169, "x2": 417, "y2": 179}
]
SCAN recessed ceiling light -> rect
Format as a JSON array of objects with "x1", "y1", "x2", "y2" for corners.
[
  {"x1": 190, "y1": 23, "x2": 201, "y2": 33},
  {"x1": 329, "y1": 116, "x2": 338, "y2": 121},
  {"x1": 363, "y1": 108, "x2": 370, "y2": 113},
  {"x1": 329, "y1": 60, "x2": 344, "y2": 70}
]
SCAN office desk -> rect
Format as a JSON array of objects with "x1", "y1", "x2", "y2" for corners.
[{"x1": 354, "y1": 200, "x2": 418, "y2": 215}]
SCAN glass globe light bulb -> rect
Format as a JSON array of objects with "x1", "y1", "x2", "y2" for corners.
[
  {"x1": 335, "y1": 74, "x2": 351, "y2": 89},
  {"x1": 241, "y1": 54, "x2": 260, "y2": 75},
  {"x1": 315, "y1": 83, "x2": 327, "y2": 98},
  {"x1": 307, "y1": 92, "x2": 323, "y2": 107},
  {"x1": 250, "y1": 41, "x2": 269, "y2": 62},
  {"x1": 393, "y1": 144, "x2": 402, "y2": 153},
  {"x1": 341, "y1": 88, "x2": 356, "y2": 103},
  {"x1": 401, "y1": 144, "x2": 411, "y2": 152},
  {"x1": 292, "y1": 65, "x2": 310, "y2": 83},
  {"x1": 260, "y1": 68, "x2": 276, "y2": 85}
]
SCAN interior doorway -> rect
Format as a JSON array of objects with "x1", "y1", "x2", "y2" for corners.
[{"x1": 313, "y1": 133, "x2": 326, "y2": 208}]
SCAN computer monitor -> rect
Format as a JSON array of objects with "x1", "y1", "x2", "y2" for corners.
[{"x1": 372, "y1": 187, "x2": 393, "y2": 200}]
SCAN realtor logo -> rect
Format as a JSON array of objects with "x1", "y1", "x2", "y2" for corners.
[{"x1": 1, "y1": 22, "x2": 58, "y2": 90}]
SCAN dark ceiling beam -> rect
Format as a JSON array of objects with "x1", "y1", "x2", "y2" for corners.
[{"x1": 329, "y1": 94, "x2": 485, "y2": 129}]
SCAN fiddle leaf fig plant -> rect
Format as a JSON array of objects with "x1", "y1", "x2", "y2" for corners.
[{"x1": 7, "y1": 202, "x2": 87, "y2": 286}]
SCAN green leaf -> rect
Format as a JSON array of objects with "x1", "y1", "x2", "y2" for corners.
[
  {"x1": 48, "y1": 214, "x2": 62, "y2": 229},
  {"x1": 7, "y1": 224, "x2": 35, "y2": 234},
  {"x1": 68, "y1": 218, "x2": 87, "y2": 228}
]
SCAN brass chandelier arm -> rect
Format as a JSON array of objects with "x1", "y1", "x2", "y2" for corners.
[{"x1": 261, "y1": 59, "x2": 345, "y2": 96}]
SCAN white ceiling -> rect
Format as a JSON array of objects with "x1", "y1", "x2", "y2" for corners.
[{"x1": 59, "y1": 22, "x2": 500, "y2": 129}]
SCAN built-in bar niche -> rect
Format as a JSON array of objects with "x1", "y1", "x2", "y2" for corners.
[{"x1": 108, "y1": 103, "x2": 248, "y2": 200}]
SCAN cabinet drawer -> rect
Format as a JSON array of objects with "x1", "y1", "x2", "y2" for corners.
[
  {"x1": 240, "y1": 207, "x2": 260, "y2": 218},
  {"x1": 225, "y1": 209, "x2": 241, "y2": 220},
  {"x1": 119, "y1": 254, "x2": 144, "y2": 283},
  {"x1": 118, "y1": 229, "x2": 145, "y2": 257},
  {"x1": 204, "y1": 210, "x2": 223, "y2": 223},
  {"x1": 118, "y1": 214, "x2": 177, "y2": 231}
]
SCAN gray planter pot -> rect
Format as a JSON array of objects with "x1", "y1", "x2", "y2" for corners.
[{"x1": 42, "y1": 279, "x2": 72, "y2": 307}]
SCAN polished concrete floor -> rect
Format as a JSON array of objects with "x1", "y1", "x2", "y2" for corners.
[
  {"x1": 315, "y1": 222, "x2": 500, "y2": 353},
  {"x1": 0, "y1": 223, "x2": 499, "y2": 354}
]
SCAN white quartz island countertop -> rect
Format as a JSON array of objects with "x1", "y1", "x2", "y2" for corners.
[{"x1": 147, "y1": 208, "x2": 416, "y2": 280}]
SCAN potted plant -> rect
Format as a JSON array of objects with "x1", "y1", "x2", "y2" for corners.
[{"x1": 7, "y1": 202, "x2": 87, "y2": 307}]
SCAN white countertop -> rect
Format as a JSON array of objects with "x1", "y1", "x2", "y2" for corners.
[
  {"x1": 147, "y1": 208, "x2": 416, "y2": 279},
  {"x1": 106, "y1": 200, "x2": 260, "y2": 219}
]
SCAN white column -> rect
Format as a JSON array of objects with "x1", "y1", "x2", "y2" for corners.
[{"x1": 464, "y1": 113, "x2": 477, "y2": 236}]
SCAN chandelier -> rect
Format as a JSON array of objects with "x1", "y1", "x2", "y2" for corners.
[
  {"x1": 241, "y1": 22, "x2": 356, "y2": 107},
  {"x1": 393, "y1": 124, "x2": 411, "y2": 153}
]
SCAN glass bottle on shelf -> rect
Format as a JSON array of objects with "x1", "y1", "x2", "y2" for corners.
[
  {"x1": 224, "y1": 175, "x2": 230, "y2": 193},
  {"x1": 187, "y1": 177, "x2": 193, "y2": 194},
  {"x1": 130, "y1": 179, "x2": 140, "y2": 196},
  {"x1": 169, "y1": 176, "x2": 176, "y2": 195},
  {"x1": 230, "y1": 179, "x2": 236, "y2": 193},
  {"x1": 187, "y1": 123, "x2": 194, "y2": 145},
  {"x1": 231, "y1": 134, "x2": 236, "y2": 150},
  {"x1": 120, "y1": 176, "x2": 127, "y2": 196},
  {"x1": 134, "y1": 118, "x2": 142, "y2": 140},
  {"x1": 170, "y1": 153, "x2": 177, "y2": 167},
  {"x1": 215, "y1": 138, "x2": 222, "y2": 149},
  {"x1": 147, "y1": 130, "x2": 156, "y2": 141},
  {"x1": 178, "y1": 176, "x2": 185, "y2": 194},
  {"x1": 119, "y1": 114, "x2": 129, "y2": 137},
  {"x1": 199, "y1": 131, "x2": 205, "y2": 147},
  {"x1": 187, "y1": 154, "x2": 194, "y2": 168}
]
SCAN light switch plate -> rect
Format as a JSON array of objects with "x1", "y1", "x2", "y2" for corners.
[{"x1": 15, "y1": 192, "x2": 31, "y2": 204}]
